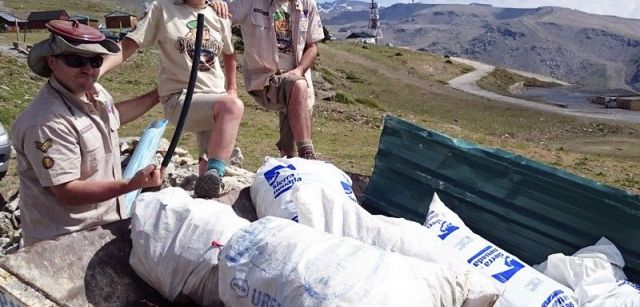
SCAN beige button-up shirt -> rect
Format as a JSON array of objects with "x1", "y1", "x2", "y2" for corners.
[
  {"x1": 229, "y1": 0, "x2": 325, "y2": 106},
  {"x1": 11, "y1": 77, "x2": 122, "y2": 245}
]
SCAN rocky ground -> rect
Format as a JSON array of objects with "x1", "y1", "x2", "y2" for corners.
[{"x1": 0, "y1": 138, "x2": 256, "y2": 256}]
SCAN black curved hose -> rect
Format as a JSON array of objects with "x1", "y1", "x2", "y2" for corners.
[{"x1": 162, "y1": 13, "x2": 204, "y2": 168}]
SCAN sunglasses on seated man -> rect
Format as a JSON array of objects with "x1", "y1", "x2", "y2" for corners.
[{"x1": 55, "y1": 54, "x2": 104, "y2": 68}]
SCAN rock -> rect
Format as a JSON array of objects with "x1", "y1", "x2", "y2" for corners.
[
  {"x1": 120, "y1": 142, "x2": 131, "y2": 154},
  {"x1": 222, "y1": 165, "x2": 255, "y2": 193},
  {"x1": 11, "y1": 210, "x2": 20, "y2": 230},
  {"x1": 3, "y1": 243, "x2": 20, "y2": 255},
  {"x1": 163, "y1": 168, "x2": 199, "y2": 191},
  {"x1": 176, "y1": 156, "x2": 198, "y2": 166},
  {"x1": 174, "y1": 147, "x2": 188, "y2": 156},
  {"x1": 0, "y1": 237, "x2": 10, "y2": 256},
  {"x1": 156, "y1": 138, "x2": 170, "y2": 153},
  {"x1": 4, "y1": 197, "x2": 19, "y2": 213},
  {"x1": 119, "y1": 137, "x2": 140, "y2": 153},
  {"x1": 0, "y1": 212, "x2": 16, "y2": 237},
  {"x1": 230, "y1": 147, "x2": 244, "y2": 168},
  {"x1": 318, "y1": 89, "x2": 336, "y2": 101}
]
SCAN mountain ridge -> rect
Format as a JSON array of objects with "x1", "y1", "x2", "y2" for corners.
[{"x1": 321, "y1": 1, "x2": 640, "y2": 91}]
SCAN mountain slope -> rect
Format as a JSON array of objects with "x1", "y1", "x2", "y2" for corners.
[{"x1": 323, "y1": 3, "x2": 640, "y2": 91}]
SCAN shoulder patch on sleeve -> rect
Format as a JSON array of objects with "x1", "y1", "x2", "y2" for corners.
[{"x1": 35, "y1": 138, "x2": 54, "y2": 153}]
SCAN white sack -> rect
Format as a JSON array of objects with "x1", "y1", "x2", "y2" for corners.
[
  {"x1": 535, "y1": 237, "x2": 640, "y2": 306},
  {"x1": 251, "y1": 157, "x2": 356, "y2": 221},
  {"x1": 219, "y1": 216, "x2": 473, "y2": 307},
  {"x1": 291, "y1": 184, "x2": 502, "y2": 306},
  {"x1": 130, "y1": 187, "x2": 250, "y2": 306},
  {"x1": 423, "y1": 193, "x2": 577, "y2": 307}
]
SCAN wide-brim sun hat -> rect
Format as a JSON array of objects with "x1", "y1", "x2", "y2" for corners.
[{"x1": 28, "y1": 20, "x2": 120, "y2": 77}]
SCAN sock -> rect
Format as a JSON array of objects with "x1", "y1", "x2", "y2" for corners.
[
  {"x1": 296, "y1": 139, "x2": 314, "y2": 149},
  {"x1": 296, "y1": 139, "x2": 316, "y2": 160},
  {"x1": 206, "y1": 158, "x2": 226, "y2": 176}
]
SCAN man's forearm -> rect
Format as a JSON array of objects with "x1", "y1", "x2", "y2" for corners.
[
  {"x1": 100, "y1": 38, "x2": 139, "y2": 76},
  {"x1": 223, "y1": 52, "x2": 238, "y2": 92},
  {"x1": 294, "y1": 42, "x2": 318, "y2": 75},
  {"x1": 49, "y1": 179, "x2": 132, "y2": 207},
  {"x1": 115, "y1": 88, "x2": 160, "y2": 125}
]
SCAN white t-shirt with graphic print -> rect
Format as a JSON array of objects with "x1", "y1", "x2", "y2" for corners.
[
  {"x1": 127, "y1": 0, "x2": 234, "y2": 97},
  {"x1": 273, "y1": 0, "x2": 296, "y2": 72}
]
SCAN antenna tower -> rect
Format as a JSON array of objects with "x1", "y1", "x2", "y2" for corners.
[{"x1": 368, "y1": 0, "x2": 382, "y2": 42}]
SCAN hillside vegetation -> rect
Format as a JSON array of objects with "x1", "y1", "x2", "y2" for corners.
[{"x1": 0, "y1": 35, "x2": 639, "y2": 199}]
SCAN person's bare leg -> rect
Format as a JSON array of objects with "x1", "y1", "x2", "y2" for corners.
[
  {"x1": 208, "y1": 96, "x2": 244, "y2": 163},
  {"x1": 287, "y1": 80, "x2": 316, "y2": 159},
  {"x1": 194, "y1": 96, "x2": 243, "y2": 198},
  {"x1": 278, "y1": 111, "x2": 296, "y2": 158},
  {"x1": 287, "y1": 80, "x2": 312, "y2": 141}
]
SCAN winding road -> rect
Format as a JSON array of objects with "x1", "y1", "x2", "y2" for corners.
[{"x1": 449, "y1": 57, "x2": 640, "y2": 124}]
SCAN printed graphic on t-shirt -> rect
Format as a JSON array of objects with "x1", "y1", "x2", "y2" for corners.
[
  {"x1": 176, "y1": 20, "x2": 223, "y2": 71},
  {"x1": 273, "y1": 10, "x2": 293, "y2": 54}
]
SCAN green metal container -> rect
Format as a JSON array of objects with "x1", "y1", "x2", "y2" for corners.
[{"x1": 364, "y1": 115, "x2": 640, "y2": 281}]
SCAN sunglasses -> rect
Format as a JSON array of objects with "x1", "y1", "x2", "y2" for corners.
[{"x1": 55, "y1": 54, "x2": 104, "y2": 69}]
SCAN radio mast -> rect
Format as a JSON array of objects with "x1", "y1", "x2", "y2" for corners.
[{"x1": 368, "y1": 0, "x2": 382, "y2": 43}]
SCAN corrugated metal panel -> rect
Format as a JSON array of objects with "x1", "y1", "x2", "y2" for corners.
[{"x1": 363, "y1": 115, "x2": 640, "y2": 281}]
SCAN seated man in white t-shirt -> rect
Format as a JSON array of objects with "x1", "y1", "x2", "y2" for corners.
[{"x1": 102, "y1": 0, "x2": 242, "y2": 198}]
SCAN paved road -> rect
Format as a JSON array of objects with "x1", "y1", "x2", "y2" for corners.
[{"x1": 449, "y1": 57, "x2": 640, "y2": 124}]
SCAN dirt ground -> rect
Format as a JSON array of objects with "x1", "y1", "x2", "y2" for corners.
[{"x1": 557, "y1": 136, "x2": 640, "y2": 158}]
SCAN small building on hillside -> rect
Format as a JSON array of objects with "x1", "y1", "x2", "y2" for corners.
[
  {"x1": 616, "y1": 96, "x2": 640, "y2": 111},
  {"x1": 0, "y1": 11, "x2": 25, "y2": 32},
  {"x1": 104, "y1": 11, "x2": 137, "y2": 29},
  {"x1": 346, "y1": 31, "x2": 376, "y2": 44},
  {"x1": 592, "y1": 95, "x2": 640, "y2": 111},
  {"x1": 70, "y1": 15, "x2": 99, "y2": 28},
  {"x1": 26, "y1": 10, "x2": 69, "y2": 30}
]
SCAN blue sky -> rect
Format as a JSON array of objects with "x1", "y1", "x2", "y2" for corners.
[{"x1": 321, "y1": 0, "x2": 640, "y2": 20}]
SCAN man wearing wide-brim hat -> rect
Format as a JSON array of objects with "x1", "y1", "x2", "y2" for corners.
[{"x1": 11, "y1": 20, "x2": 164, "y2": 246}]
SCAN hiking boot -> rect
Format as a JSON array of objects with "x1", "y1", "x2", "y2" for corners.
[{"x1": 194, "y1": 169, "x2": 225, "y2": 199}]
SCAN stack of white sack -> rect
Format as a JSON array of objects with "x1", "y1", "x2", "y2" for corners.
[
  {"x1": 535, "y1": 237, "x2": 640, "y2": 306},
  {"x1": 219, "y1": 216, "x2": 486, "y2": 307},
  {"x1": 252, "y1": 158, "x2": 503, "y2": 305},
  {"x1": 423, "y1": 193, "x2": 578, "y2": 307},
  {"x1": 251, "y1": 157, "x2": 357, "y2": 221},
  {"x1": 129, "y1": 187, "x2": 250, "y2": 306}
]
